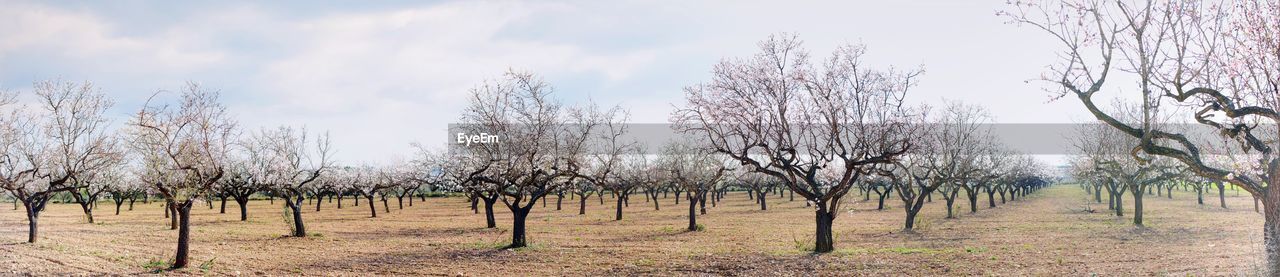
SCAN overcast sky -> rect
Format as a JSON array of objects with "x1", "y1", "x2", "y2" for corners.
[{"x1": 0, "y1": 0, "x2": 1094, "y2": 164}]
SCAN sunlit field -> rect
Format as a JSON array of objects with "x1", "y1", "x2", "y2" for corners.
[{"x1": 0, "y1": 186, "x2": 1262, "y2": 275}]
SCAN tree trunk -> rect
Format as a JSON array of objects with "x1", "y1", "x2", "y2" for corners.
[
  {"x1": 236, "y1": 198, "x2": 249, "y2": 221},
  {"x1": 168, "y1": 201, "x2": 179, "y2": 230},
  {"x1": 556, "y1": 194, "x2": 563, "y2": 211},
  {"x1": 962, "y1": 187, "x2": 977, "y2": 212},
  {"x1": 366, "y1": 195, "x2": 378, "y2": 217},
  {"x1": 578, "y1": 194, "x2": 588, "y2": 215},
  {"x1": 651, "y1": 192, "x2": 660, "y2": 210},
  {"x1": 699, "y1": 193, "x2": 707, "y2": 215},
  {"x1": 944, "y1": 194, "x2": 956, "y2": 219},
  {"x1": 288, "y1": 195, "x2": 306, "y2": 237},
  {"x1": 686, "y1": 196, "x2": 698, "y2": 231},
  {"x1": 78, "y1": 201, "x2": 95, "y2": 224},
  {"x1": 986, "y1": 187, "x2": 997, "y2": 208},
  {"x1": 757, "y1": 191, "x2": 767, "y2": 210},
  {"x1": 23, "y1": 200, "x2": 41, "y2": 243},
  {"x1": 470, "y1": 195, "x2": 478, "y2": 214},
  {"x1": 1094, "y1": 185, "x2": 1103, "y2": 203},
  {"x1": 903, "y1": 193, "x2": 930, "y2": 231},
  {"x1": 1113, "y1": 191, "x2": 1124, "y2": 217},
  {"x1": 877, "y1": 191, "x2": 889, "y2": 210},
  {"x1": 1197, "y1": 186, "x2": 1204, "y2": 205},
  {"x1": 1131, "y1": 187, "x2": 1145, "y2": 227},
  {"x1": 1219, "y1": 183, "x2": 1228, "y2": 209},
  {"x1": 615, "y1": 194, "x2": 625, "y2": 221},
  {"x1": 219, "y1": 196, "x2": 227, "y2": 214},
  {"x1": 967, "y1": 189, "x2": 979, "y2": 213},
  {"x1": 1261, "y1": 190, "x2": 1280, "y2": 275},
  {"x1": 814, "y1": 206, "x2": 835, "y2": 253},
  {"x1": 171, "y1": 201, "x2": 194, "y2": 269},
  {"x1": 1107, "y1": 189, "x2": 1116, "y2": 210},
  {"x1": 483, "y1": 196, "x2": 497, "y2": 228},
  {"x1": 510, "y1": 207, "x2": 530, "y2": 248}
]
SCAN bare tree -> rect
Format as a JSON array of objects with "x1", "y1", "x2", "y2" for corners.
[
  {"x1": 250, "y1": 126, "x2": 331, "y2": 237},
  {"x1": 673, "y1": 33, "x2": 922, "y2": 252},
  {"x1": 1004, "y1": 0, "x2": 1280, "y2": 270},
  {"x1": 736, "y1": 171, "x2": 775, "y2": 211},
  {"x1": 888, "y1": 101, "x2": 993, "y2": 229},
  {"x1": 660, "y1": 139, "x2": 730, "y2": 231},
  {"x1": 128, "y1": 82, "x2": 236, "y2": 268},
  {"x1": 69, "y1": 156, "x2": 124, "y2": 223},
  {"x1": 566, "y1": 104, "x2": 633, "y2": 219},
  {"x1": 1072, "y1": 117, "x2": 1181, "y2": 226},
  {"x1": 350, "y1": 165, "x2": 396, "y2": 218},
  {"x1": 459, "y1": 69, "x2": 596, "y2": 248},
  {"x1": 610, "y1": 148, "x2": 656, "y2": 219},
  {"x1": 0, "y1": 80, "x2": 119, "y2": 243},
  {"x1": 967, "y1": 148, "x2": 1011, "y2": 212},
  {"x1": 106, "y1": 169, "x2": 145, "y2": 215},
  {"x1": 441, "y1": 150, "x2": 498, "y2": 227},
  {"x1": 404, "y1": 148, "x2": 446, "y2": 208}
]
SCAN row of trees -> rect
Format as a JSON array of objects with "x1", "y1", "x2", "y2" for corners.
[
  {"x1": 1004, "y1": 0, "x2": 1280, "y2": 273},
  {"x1": 998, "y1": 0, "x2": 1280, "y2": 273},
  {"x1": 0, "y1": 81, "x2": 450, "y2": 269},
  {"x1": 1, "y1": 35, "x2": 1056, "y2": 269},
  {"x1": 446, "y1": 34, "x2": 1052, "y2": 253}
]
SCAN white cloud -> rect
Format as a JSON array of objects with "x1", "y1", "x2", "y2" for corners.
[
  {"x1": 0, "y1": 0, "x2": 1091, "y2": 166},
  {"x1": 231, "y1": 1, "x2": 667, "y2": 162},
  {"x1": 0, "y1": 2, "x2": 226, "y2": 74}
]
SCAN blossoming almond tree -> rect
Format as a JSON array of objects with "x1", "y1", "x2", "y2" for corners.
[
  {"x1": 459, "y1": 69, "x2": 598, "y2": 248},
  {"x1": 128, "y1": 82, "x2": 236, "y2": 269},
  {"x1": 249, "y1": 126, "x2": 331, "y2": 237},
  {"x1": 0, "y1": 80, "x2": 119, "y2": 243},
  {"x1": 673, "y1": 33, "x2": 922, "y2": 252},
  {"x1": 1004, "y1": 0, "x2": 1280, "y2": 271}
]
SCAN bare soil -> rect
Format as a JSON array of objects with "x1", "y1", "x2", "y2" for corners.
[{"x1": 0, "y1": 186, "x2": 1264, "y2": 276}]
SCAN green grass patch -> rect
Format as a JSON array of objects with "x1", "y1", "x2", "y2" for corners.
[
  {"x1": 198, "y1": 258, "x2": 216, "y2": 273},
  {"x1": 141, "y1": 259, "x2": 169, "y2": 273}
]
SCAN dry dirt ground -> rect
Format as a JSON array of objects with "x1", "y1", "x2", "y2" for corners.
[{"x1": 0, "y1": 185, "x2": 1266, "y2": 276}]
